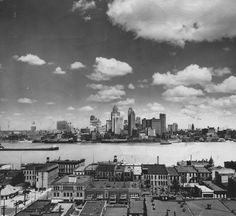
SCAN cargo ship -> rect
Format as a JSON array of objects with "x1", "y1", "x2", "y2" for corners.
[{"x1": 0, "y1": 144, "x2": 59, "y2": 151}]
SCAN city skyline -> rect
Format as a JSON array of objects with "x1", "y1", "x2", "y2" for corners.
[{"x1": 0, "y1": 0, "x2": 236, "y2": 130}]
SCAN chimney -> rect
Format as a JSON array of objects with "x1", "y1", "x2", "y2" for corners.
[
  {"x1": 157, "y1": 156, "x2": 159, "y2": 165},
  {"x1": 46, "y1": 157, "x2": 50, "y2": 163}
]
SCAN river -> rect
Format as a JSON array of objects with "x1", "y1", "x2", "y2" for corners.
[{"x1": 0, "y1": 141, "x2": 235, "y2": 169}]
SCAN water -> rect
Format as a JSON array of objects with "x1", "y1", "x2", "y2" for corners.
[{"x1": 0, "y1": 141, "x2": 235, "y2": 168}]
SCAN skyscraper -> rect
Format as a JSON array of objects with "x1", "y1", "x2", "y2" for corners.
[
  {"x1": 160, "y1": 113, "x2": 166, "y2": 134},
  {"x1": 128, "y1": 107, "x2": 135, "y2": 137},
  {"x1": 111, "y1": 105, "x2": 123, "y2": 134}
]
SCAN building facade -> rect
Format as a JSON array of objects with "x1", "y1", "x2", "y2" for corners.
[{"x1": 128, "y1": 107, "x2": 135, "y2": 137}]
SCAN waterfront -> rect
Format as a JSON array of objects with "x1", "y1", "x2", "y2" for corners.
[{"x1": 0, "y1": 141, "x2": 235, "y2": 168}]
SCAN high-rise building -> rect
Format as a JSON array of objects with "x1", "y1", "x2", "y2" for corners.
[
  {"x1": 172, "y1": 123, "x2": 178, "y2": 132},
  {"x1": 90, "y1": 115, "x2": 101, "y2": 132},
  {"x1": 151, "y1": 118, "x2": 161, "y2": 135},
  {"x1": 160, "y1": 113, "x2": 166, "y2": 134},
  {"x1": 168, "y1": 124, "x2": 173, "y2": 133},
  {"x1": 57, "y1": 121, "x2": 70, "y2": 132},
  {"x1": 111, "y1": 105, "x2": 123, "y2": 134},
  {"x1": 128, "y1": 107, "x2": 135, "y2": 137},
  {"x1": 106, "y1": 120, "x2": 112, "y2": 132}
]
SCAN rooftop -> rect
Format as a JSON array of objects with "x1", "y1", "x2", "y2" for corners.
[
  {"x1": 104, "y1": 206, "x2": 127, "y2": 216},
  {"x1": 96, "y1": 164, "x2": 116, "y2": 172},
  {"x1": 52, "y1": 202, "x2": 73, "y2": 215},
  {"x1": 195, "y1": 185, "x2": 213, "y2": 193},
  {"x1": 186, "y1": 199, "x2": 235, "y2": 216},
  {"x1": 38, "y1": 163, "x2": 58, "y2": 172},
  {"x1": 202, "y1": 181, "x2": 226, "y2": 192},
  {"x1": 142, "y1": 164, "x2": 167, "y2": 175},
  {"x1": 80, "y1": 201, "x2": 105, "y2": 216},
  {"x1": 129, "y1": 199, "x2": 144, "y2": 214},
  {"x1": 52, "y1": 175, "x2": 90, "y2": 185},
  {"x1": 175, "y1": 166, "x2": 197, "y2": 173},
  {"x1": 85, "y1": 164, "x2": 98, "y2": 172},
  {"x1": 166, "y1": 166, "x2": 178, "y2": 176},
  {"x1": 49, "y1": 159, "x2": 85, "y2": 164},
  {"x1": 194, "y1": 166, "x2": 211, "y2": 173}
]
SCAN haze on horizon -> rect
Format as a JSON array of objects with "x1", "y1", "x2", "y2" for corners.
[{"x1": 0, "y1": 0, "x2": 236, "y2": 130}]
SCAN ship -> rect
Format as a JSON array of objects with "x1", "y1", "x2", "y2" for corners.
[
  {"x1": 160, "y1": 140, "x2": 172, "y2": 145},
  {"x1": 0, "y1": 143, "x2": 59, "y2": 151}
]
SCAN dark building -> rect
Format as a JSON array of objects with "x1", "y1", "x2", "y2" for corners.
[
  {"x1": 95, "y1": 164, "x2": 116, "y2": 180},
  {"x1": 228, "y1": 177, "x2": 236, "y2": 198},
  {"x1": 128, "y1": 108, "x2": 135, "y2": 137},
  {"x1": 225, "y1": 161, "x2": 236, "y2": 171},
  {"x1": 160, "y1": 113, "x2": 166, "y2": 134},
  {"x1": 47, "y1": 158, "x2": 85, "y2": 176}
]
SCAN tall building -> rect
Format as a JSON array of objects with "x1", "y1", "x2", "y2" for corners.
[
  {"x1": 106, "y1": 120, "x2": 112, "y2": 132},
  {"x1": 160, "y1": 113, "x2": 166, "y2": 134},
  {"x1": 172, "y1": 123, "x2": 178, "y2": 132},
  {"x1": 111, "y1": 105, "x2": 123, "y2": 135},
  {"x1": 151, "y1": 118, "x2": 161, "y2": 135},
  {"x1": 57, "y1": 121, "x2": 70, "y2": 132},
  {"x1": 168, "y1": 124, "x2": 173, "y2": 133},
  {"x1": 90, "y1": 115, "x2": 101, "y2": 132},
  {"x1": 128, "y1": 107, "x2": 135, "y2": 137}
]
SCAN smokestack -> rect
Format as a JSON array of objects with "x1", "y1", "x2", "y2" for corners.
[{"x1": 157, "y1": 156, "x2": 159, "y2": 165}]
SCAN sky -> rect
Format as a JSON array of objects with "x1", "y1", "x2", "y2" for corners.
[{"x1": 0, "y1": 0, "x2": 236, "y2": 130}]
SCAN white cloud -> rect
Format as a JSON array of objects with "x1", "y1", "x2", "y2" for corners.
[
  {"x1": 17, "y1": 98, "x2": 37, "y2": 104},
  {"x1": 223, "y1": 47, "x2": 231, "y2": 52},
  {"x1": 163, "y1": 85, "x2": 204, "y2": 102},
  {"x1": 211, "y1": 67, "x2": 231, "y2": 77},
  {"x1": 46, "y1": 102, "x2": 55, "y2": 105},
  {"x1": 147, "y1": 102, "x2": 165, "y2": 112},
  {"x1": 117, "y1": 98, "x2": 135, "y2": 106},
  {"x1": 70, "y1": 61, "x2": 86, "y2": 70},
  {"x1": 0, "y1": 98, "x2": 8, "y2": 102},
  {"x1": 53, "y1": 67, "x2": 66, "y2": 75},
  {"x1": 87, "y1": 57, "x2": 132, "y2": 81},
  {"x1": 87, "y1": 84, "x2": 126, "y2": 102},
  {"x1": 67, "y1": 106, "x2": 75, "y2": 111},
  {"x1": 128, "y1": 83, "x2": 135, "y2": 90},
  {"x1": 206, "y1": 76, "x2": 236, "y2": 93},
  {"x1": 152, "y1": 64, "x2": 212, "y2": 87},
  {"x1": 209, "y1": 95, "x2": 236, "y2": 108},
  {"x1": 79, "y1": 105, "x2": 94, "y2": 111},
  {"x1": 13, "y1": 113, "x2": 22, "y2": 116},
  {"x1": 15, "y1": 54, "x2": 46, "y2": 65},
  {"x1": 107, "y1": 0, "x2": 236, "y2": 46},
  {"x1": 72, "y1": 0, "x2": 96, "y2": 12},
  {"x1": 181, "y1": 105, "x2": 199, "y2": 119}
]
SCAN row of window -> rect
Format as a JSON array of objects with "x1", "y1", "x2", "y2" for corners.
[
  {"x1": 53, "y1": 186, "x2": 83, "y2": 191},
  {"x1": 151, "y1": 181, "x2": 168, "y2": 186},
  {"x1": 145, "y1": 175, "x2": 168, "y2": 180},
  {"x1": 54, "y1": 192, "x2": 83, "y2": 197}
]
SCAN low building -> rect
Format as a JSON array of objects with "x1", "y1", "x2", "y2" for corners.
[
  {"x1": 228, "y1": 177, "x2": 236, "y2": 198},
  {"x1": 79, "y1": 201, "x2": 106, "y2": 216},
  {"x1": 36, "y1": 163, "x2": 59, "y2": 189},
  {"x1": 51, "y1": 175, "x2": 91, "y2": 201},
  {"x1": 95, "y1": 164, "x2": 116, "y2": 180},
  {"x1": 51, "y1": 202, "x2": 74, "y2": 216},
  {"x1": 104, "y1": 206, "x2": 128, "y2": 216},
  {"x1": 194, "y1": 185, "x2": 214, "y2": 198},
  {"x1": 84, "y1": 164, "x2": 98, "y2": 176},
  {"x1": 215, "y1": 168, "x2": 235, "y2": 186},
  {"x1": 167, "y1": 166, "x2": 180, "y2": 185},
  {"x1": 0, "y1": 184, "x2": 19, "y2": 200},
  {"x1": 142, "y1": 164, "x2": 168, "y2": 192},
  {"x1": 85, "y1": 181, "x2": 141, "y2": 204},
  {"x1": 132, "y1": 165, "x2": 142, "y2": 181},
  {"x1": 128, "y1": 199, "x2": 144, "y2": 216},
  {"x1": 175, "y1": 166, "x2": 198, "y2": 184},
  {"x1": 73, "y1": 165, "x2": 86, "y2": 176},
  {"x1": 194, "y1": 166, "x2": 211, "y2": 181},
  {"x1": 47, "y1": 158, "x2": 85, "y2": 176},
  {"x1": 203, "y1": 181, "x2": 227, "y2": 198}
]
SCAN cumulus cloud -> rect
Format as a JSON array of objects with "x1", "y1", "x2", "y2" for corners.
[
  {"x1": 17, "y1": 98, "x2": 37, "y2": 104},
  {"x1": 87, "y1": 57, "x2": 132, "y2": 81},
  {"x1": 211, "y1": 67, "x2": 231, "y2": 77},
  {"x1": 107, "y1": 0, "x2": 236, "y2": 46},
  {"x1": 147, "y1": 102, "x2": 165, "y2": 112},
  {"x1": 163, "y1": 85, "x2": 204, "y2": 102},
  {"x1": 181, "y1": 105, "x2": 199, "y2": 119},
  {"x1": 79, "y1": 105, "x2": 94, "y2": 111},
  {"x1": 15, "y1": 54, "x2": 46, "y2": 65},
  {"x1": 67, "y1": 106, "x2": 75, "y2": 111},
  {"x1": 53, "y1": 67, "x2": 66, "y2": 75},
  {"x1": 70, "y1": 61, "x2": 86, "y2": 70},
  {"x1": 206, "y1": 76, "x2": 236, "y2": 93},
  {"x1": 72, "y1": 0, "x2": 96, "y2": 12},
  {"x1": 87, "y1": 84, "x2": 126, "y2": 102},
  {"x1": 117, "y1": 98, "x2": 135, "y2": 106},
  {"x1": 152, "y1": 64, "x2": 212, "y2": 87},
  {"x1": 128, "y1": 83, "x2": 135, "y2": 90}
]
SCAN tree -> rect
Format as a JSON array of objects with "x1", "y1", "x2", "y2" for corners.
[{"x1": 209, "y1": 156, "x2": 214, "y2": 167}]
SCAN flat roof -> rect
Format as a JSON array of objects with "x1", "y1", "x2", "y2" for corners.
[
  {"x1": 195, "y1": 185, "x2": 213, "y2": 193},
  {"x1": 80, "y1": 201, "x2": 105, "y2": 216},
  {"x1": 194, "y1": 167, "x2": 211, "y2": 173},
  {"x1": 49, "y1": 159, "x2": 85, "y2": 164},
  {"x1": 186, "y1": 199, "x2": 235, "y2": 216},
  {"x1": 104, "y1": 206, "x2": 127, "y2": 216},
  {"x1": 52, "y1": 202, "x2": 73, "y2": 215},
  {"x1": 129, "y1": 200, "x2": 143, "y2": 214},
  {"x1": 52, "y1": 175, "x2": 90, "y2": 185}
]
